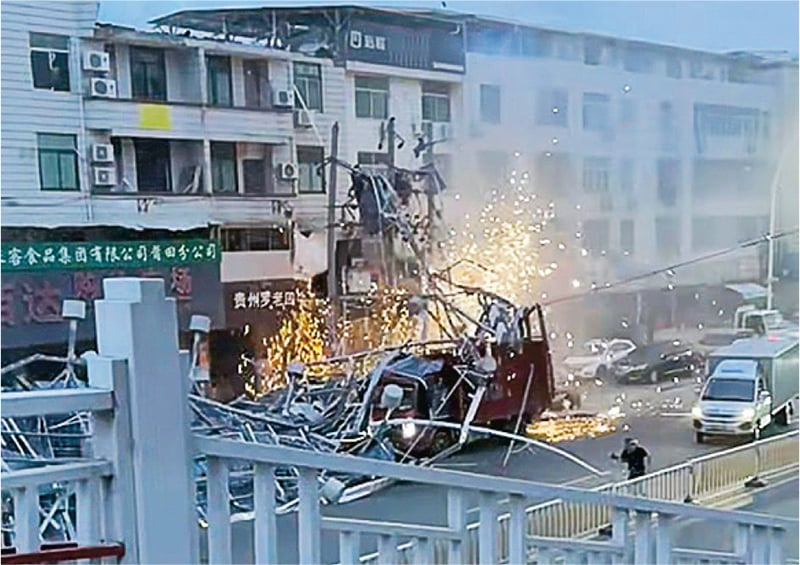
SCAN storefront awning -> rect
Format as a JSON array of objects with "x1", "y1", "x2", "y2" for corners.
[{"x1": 725, "y1": 283, "x2": 767, "y2": 301}]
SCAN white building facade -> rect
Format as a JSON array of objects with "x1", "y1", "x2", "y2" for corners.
[{"x1": 451, "y1": 16, "x2": 797, "y2": 289}]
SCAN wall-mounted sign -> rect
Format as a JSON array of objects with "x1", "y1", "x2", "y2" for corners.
[
  {"x1": 1, "y1": 262, "x2": 223, "y2": 351},
  {"x1": 344, "y1": 17, "x2": 465, "y2": 73},
  {"x1": 139, "y1": 104, "x2": 173, "y2": 130},
  {"x1": 232, "y1": 288, "x2": 301, "y2": 311},
  {"x1": 1, "y1": 239, "x2": 220, "y2": 272}
]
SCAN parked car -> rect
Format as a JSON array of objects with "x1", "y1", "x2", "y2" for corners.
[
  {"x1": 612, "y1": 341, "x2": 703, "y2": 384},
  {"x1": 563, "y1": 338, "x2": 636, "y2": 380}
]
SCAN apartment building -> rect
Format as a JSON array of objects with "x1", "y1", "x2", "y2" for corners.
[
  {"x1": 449, "y1": 16, "x2": 798, "y2": 292},
  {"x1": 1, "y1": 1, "x2": 346, "y2": 352},
  {"x1": 1, "y1": 2, "x2": 796, "y2": 353}
]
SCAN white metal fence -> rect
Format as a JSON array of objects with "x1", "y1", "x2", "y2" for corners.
[{"x1": 1, "y1": 278, "x2": 798, "y2": 565}]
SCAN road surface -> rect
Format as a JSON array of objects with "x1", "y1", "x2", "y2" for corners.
[{"x1": 210, "y1": 377, "x2": 796, "y2": 563}]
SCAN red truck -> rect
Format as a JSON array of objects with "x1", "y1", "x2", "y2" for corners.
[{"x1": 369, "y1": 304, "x2": 563, "y2": 456}]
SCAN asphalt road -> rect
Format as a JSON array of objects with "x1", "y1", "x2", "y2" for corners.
[{"x1": 212, "y1": 377, "x2": 796, "y2": 564}]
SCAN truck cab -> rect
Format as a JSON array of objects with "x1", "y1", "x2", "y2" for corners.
[
  {"x1": 692, "y1": 360, "x2": 772, "y2": 442},
  {"x1": 734, "y1": 305, "x2": 791, "y2": 336}
]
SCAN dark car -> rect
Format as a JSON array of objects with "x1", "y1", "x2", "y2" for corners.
[{"x1": 612, "y1": 341, "x2": 703, "y2": 384}]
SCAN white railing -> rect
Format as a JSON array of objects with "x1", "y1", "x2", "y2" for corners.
[
  {"x1": 1, "y1": 278, "x2": 797, "y2": 565},
  {"x1": 198, "y1": 435, "x2": 796, "y2": 565}
]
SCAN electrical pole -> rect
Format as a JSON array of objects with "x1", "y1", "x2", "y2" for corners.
[
  {"x1": 385, "y1": 117, "x2": 397, "y2": 287},
  {"x1": 327, "y1": 122, "x2": 340, "y2": 339},
  {"x1": 766, "y1": 143, "x2": 788, "y2": 311}
]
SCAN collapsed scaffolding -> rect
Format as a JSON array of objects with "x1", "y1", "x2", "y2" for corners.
[{"x1": 1, "y1": 122, "x2": 610, "y2": 546}]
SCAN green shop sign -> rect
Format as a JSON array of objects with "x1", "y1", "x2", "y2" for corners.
[{"x1": 1, "y1": 239, "x2": 221, "y2": 272}]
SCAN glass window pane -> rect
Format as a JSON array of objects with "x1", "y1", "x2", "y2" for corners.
[
  {"x1": 38, "y1": 133, "x2": 75, "y2": 150},
  {"x1": 30, "y1": 33, "x2": 69, "y2": 50},
  {"x1": 355, "y1": 90, "x2": 371, "y2": 117},
  {"x1": 373, "y1": 92, "x2": 387, "y2": 119},
  {"x1": 436, "y1": 97, "x2": 450, "y2": 122},
  {"x1": 39, "y1": 152, "x2": 60, "y2": 188},
  {"x1": 307, "y1": 79, "x2": 322, "y2": 110},
  {"x1": 422, "y1": 96, "x2": 434, "y2": 121},
  {"x1": 59, "y1": 153, "x2": 78, "y2": 189}
]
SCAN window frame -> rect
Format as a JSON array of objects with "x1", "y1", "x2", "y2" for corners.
[
  {"x1": 297, "y1": 146, "x2": 325, "y2": 194},
  {"x1": 536, "y1": 88, "x2": 568, "y2": 127},
  {"x1": 221, "y1": 227, "x2": 291, "y2": 252},
  {"x1": 294, "y1": 62, "x2": 323, "y2": 111},
  {"x1": 37, "y1": 133, "x2": 79, "y2": 191},
  {"x1": 29, "y1": 33, "x2": 71, "y2": 92},
  {"x1": 620, "y1": 219, "x2": 635, "y2": 254},
  {"x1": 206, "y1": 55, "x2": 233, "y2": 107},
  {"x1": 479, "y1": 84, "x2": 501, "y2": 124},
  {"x1": 130, "y1": 46, "x2": 167, "y2": 102},
  {"x1": 582, "y1": 93, "x2": 611, "y2": 131},
  {"x1": 582, "y1": 157, "x2": 611, "y2": 193},
  {"x1": 134, "y1": 139, "x2": 172, "y2": 194},
  {"x1": 354, "y1": 76, "x2": 389, "y2": 120},
  {"x1": 243, "y1": 59, "x2": 271, "y2": 109},
  {"x1": 211, "y1": 141, "x2": 238, "y2": 194},
  {"x1": 422, "y1": 82, "x2": 451, "y2": 123}
]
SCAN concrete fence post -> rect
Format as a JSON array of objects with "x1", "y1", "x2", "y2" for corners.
[{"x1": 93, "y1": 278, "x2": 197, "y2": 563}]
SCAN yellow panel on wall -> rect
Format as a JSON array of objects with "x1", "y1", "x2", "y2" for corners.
[{"x1": 138, "y1": 104, "x2": 172, "y2": 130}]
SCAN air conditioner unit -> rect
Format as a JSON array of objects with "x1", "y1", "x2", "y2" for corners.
[
  {"x1": 83, "y1": 50, "x2": 110, "y2": 72},
  {"x1": 92, "y1": 144, "x2": 114, "y2": 163},
  {"x1": 273, "y1": 89, "x2": 294, "y2": 108},
  {"x1": 294, "y1": 109, "x2": 313, "y2": 128},
  {"x1": 90, "y1": 78, "x2": 117, "y2": 98},
  {"x1": 279, "y1": 162, "x2": 298, "y2": 180},
  {"x1": 93, "y1": 167, "x2": 117, "y2": 186}
]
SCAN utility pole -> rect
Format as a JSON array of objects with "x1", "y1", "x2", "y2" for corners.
[
  {"x1": 766, "y1": 143, "x2": 788, "y2": 310},
  {"x1": 385, "y1": 117, "x2": 397, "y2": 287},
  {"x1": 327, "y1": 122, "x2": 340, "y2": 339}
]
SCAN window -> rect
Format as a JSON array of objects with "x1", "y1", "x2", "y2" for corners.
[
  {"x1": 660, "y1": 101, "x2": 677, "y2": 151},
  {"x1": 582, "y1": 93, "x2": 610, "y2": 131},
  {"x1": 355, "y1": 76, "x2": 389, "y2": 119},
  {"x1": 584, "y1": 39, "x2": 610, "y2": 65},
  {"x1": 243, "y1": 59, "x2": 271, "y2": 108},
  {"x1": 134, "y1": 139, "x2": 171, "y2": 193},
  {"x1": 536, "y1": 153, "x2": 571, "y2": 193},
  {"x1": 657, "y1": 159, "x2": 680, "y2": 206},
  {"x1": 582, "y1": 158, "x2": 611, "y2": 193},
  {"x1": 582, "y1": 220, "x2": 610, "y2": 253},
  {"x1": 422, "y1": 82, "x2": 451, "y2": 123},
  {"x1": 206, "y1": 55, "x2": 232, "y2": 107},
  {"x1": 298, "y1": 146, "x2": 325, "y2": 193},
  {"x1": 357, "y1": 151, "x2": 389, "y2": 175},
  {"x1": 242, "y1": 159, "x2": 267, "y2": 195},
  {"x1": 30, "y1": 33, "x2": 70, "y2": 91},
  {"x1": 221, "y1": 227, "x2": 291, "y2": 252},
  {"x1": 620, "y1": 220, "x2": 635, "y2": 254},
  {"x1": 656, "y1": 217, "x2": 681, "y2": 259},
  {"x1": 536, "y1": 88, "x2": 568, "y2": 126},
  {"x1": 294, "y1": 62, "x2": 322, "y2": 111},
  {"x1": 211, "y1": 142, "x2": 237, "y2": 193},
  {"x1": 37, "y1": 134, "x2": 78, "y2": 191},
  {"x1": 130, "y1": 47, "x2": 166, "y2": 101},
  {"x1": 666, "y1": 57, "x2": 682, "y2": 79},
  {"x1": 619, "y1": 159, "x2": 635, "y2": 193},
  {"x1": 479, "y1": 84, "x2": 501, "y2": 124}
]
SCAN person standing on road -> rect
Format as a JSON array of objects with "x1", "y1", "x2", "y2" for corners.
[{"x1": 611, "y1": 437, "x2": 650, "y2": 480}]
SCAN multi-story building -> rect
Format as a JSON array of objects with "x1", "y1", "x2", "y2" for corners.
[{"x1": 2, "y1": 2, "x2": 796, "y2": 354}]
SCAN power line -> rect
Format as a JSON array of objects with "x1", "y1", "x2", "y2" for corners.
[{"x1": 542, "y1": 227, "x2": 800, "y2": 307}]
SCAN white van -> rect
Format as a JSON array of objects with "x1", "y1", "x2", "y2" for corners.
[
  {"x1": 692, "y1": 360, "x2": 771, "y2": 442},
  {"x1": 692, "y1": 336, "x2": 799, "y2": 442}
]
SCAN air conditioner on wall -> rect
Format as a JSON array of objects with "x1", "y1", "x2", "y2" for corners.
[
  {"x1": 273, "y1": 89, "x2": 294, "y2": 108},
  {"x1": 83, "y1": 50, "x2": 110, "y2": 72},
  {"x1": 90, "y1": 78, "x2": 117, "y2": 98},
  {"x1": 279, "y1": 162, "x2": 298, "y2": 180},
  {"x1": 294, "y1": 109, "x2": 313, "y2": 128},
  {"x1": 92, "y1": 144, "x2": 114, "y2": 163},
  {"x1": 93, "y1": 167, "x2": 117, "y2": 186}
]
